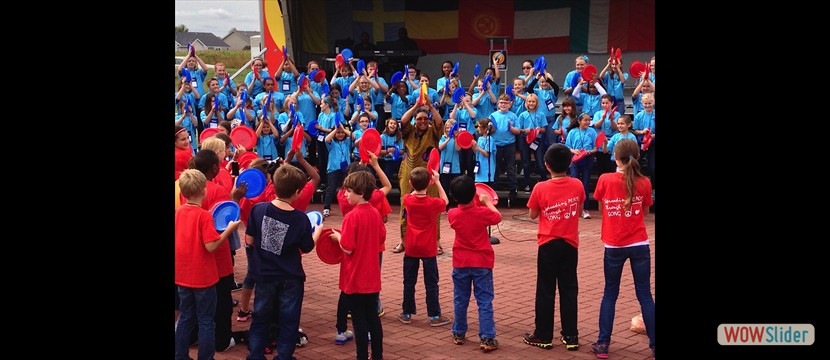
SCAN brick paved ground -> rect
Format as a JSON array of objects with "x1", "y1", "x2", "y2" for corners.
[{"x1": 189, "y1": 202, "x2": 655, "y2": 360}]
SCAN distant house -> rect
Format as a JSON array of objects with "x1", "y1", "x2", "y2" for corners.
[
  {"x1": 175, "y1": 32, "x2": 230, "y2": 52},
  {"x1": 223, "y1": 30, "x2": 260, "y2": 51}
]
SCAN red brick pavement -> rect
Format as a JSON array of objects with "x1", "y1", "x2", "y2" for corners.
[{"x1": 191, "y1": 203, "x2": 655, "y2": 359}]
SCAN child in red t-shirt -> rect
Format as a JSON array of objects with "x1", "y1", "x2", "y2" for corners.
[
  {"x1": 174, "y1": 169, "x2": 241, "y2": 360},
  {"x1": 399, "y1": 167, "x2": 451, "y2": 326},
  {"x1": 333, "y1": 152, "x2": 392, "y2": 342},
  {"x1": 447, "y1": 175, "x2": 502, "y2": 352},
  {"x1": 522, "y1": 143, "x2": 585, "y2": 351},
  {"x1": 590, "y1": 138, "x2": 654, "y2": 359},
  {"x1": 330, "y1": 170, "x2": 386, "y2": 360}
]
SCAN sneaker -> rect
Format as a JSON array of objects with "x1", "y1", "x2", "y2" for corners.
[
  {"x1": 480, "y1": 337, "x2": 499, "y2": 352},
  {"x1": 524, "y1": 185, "x2": 531, "y2": 194},
  {"x1": 522, "y1": 332, "x2": 552, "y2": 349},
  {"x1": 392, "y1": 243, "x2": 405, "y2": 253},
  {"x1": 323, "y1": 209, "x2": 331, "y2": 217},
  {"x1": 368, "y1": 332, "x2": 371, "y2": 344},
  {"x1": 232, "y1": 281, "x2": 244, "y2": 292},
  {"x1": 429, "y1": 315, "x2": 451, "y2": 327},
  {"x1": 221, "y1": 337, "x2": 236, "y2": 352},
  {"x1": 397, "y1": 313, "x2": 412, "y2": 324},
  {"x1": 377, "y1": 308, "x2": 385, "y2": 317},
  {"x1": 296, "y1": 330, "x2": 308, "y2": 347},
  {"x1": 347, "y1": 311, "x2": 351, "y2": 319},
  {"x1": 452, "y1": 332, "x2": 466, "y2": 345},
  {"x1": 591, "y1": 342, "x2": 609, "y2": 359},
  {"x1": 560, "y1": 336, "x2": 579, "y2": 351},
  {"x1": 335, "y1": 330, "x2": 354, "y2": 345},
  {"x1": 581, "y1": 210, "x2": 591, "y2": 219},
  {"x1": 236, "y1": 309, "x2": 253, "y2": 322}
]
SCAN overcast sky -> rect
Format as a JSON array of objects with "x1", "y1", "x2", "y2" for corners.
[{"x1": 175, "y1": 0, "x2": 261, "y2": 38}]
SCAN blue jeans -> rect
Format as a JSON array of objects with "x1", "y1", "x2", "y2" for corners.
[
  {"x1": 402, "y1": 255, "x2": 440, "y2": 316},
  {"x1": 175, "y1": 284, "x2": 216, "y2": 360},
  {"x1": 570, "y1": 155, "x2": 594, "y2": 209},
  {"x1": 246, "y1": 279, "x2": 305, "y2": 360},
  {"x1": 452, "y1": 268, "x2": 495, "y2": 339},
  {"x1": 324, "y1": 170, "x2": 344, "y2": 209},
  {"x1": 597, "y1": 245, "x2": 655, "y2": 348}
]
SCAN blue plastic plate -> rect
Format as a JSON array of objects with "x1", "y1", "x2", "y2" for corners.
[
  {"x1": 306, "y1": 211, "x2": 323, "y2": 231},
  {"x1": 452, "y1": 87, "x2": 465, "y2": 104},
  {"x1": 212, "y1": 201, "x2": 240, "y2": 232},
  {"x1": 340, "y1": 48, "x2": 353, "y2": 60},
  {"x1": 390, "y1": 71, "x2": 403, "y2": 85},
  {"x1": 236, "y1": 168, "x2": 266, "y2": 198}
]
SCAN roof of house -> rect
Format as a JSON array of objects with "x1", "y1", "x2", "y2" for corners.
[
  {"x1": 224, "y1": 30, "x2": 260, "y2": 40},
  {"x1": 175, "y1": 32, "x2": 229, "y2": 48}
]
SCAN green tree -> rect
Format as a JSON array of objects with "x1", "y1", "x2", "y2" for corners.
[{"x1": 175, "y1": 24, "x2": 189, "y2": 33}]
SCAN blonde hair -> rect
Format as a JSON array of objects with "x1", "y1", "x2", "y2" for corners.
[
  {"x1": 200, "y1": 137, "x2": 226, "y2": 158},
  {"x1": 178, "y1": 169, "x2": 207, "y2": 199}
]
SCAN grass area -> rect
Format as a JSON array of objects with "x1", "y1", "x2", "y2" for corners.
[{"x1": 175, "y1": 50, "x2": 255, "y2": 93}]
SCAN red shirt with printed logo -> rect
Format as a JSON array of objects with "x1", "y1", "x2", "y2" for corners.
[
  {"x1": 593, "y1": 172, "x2": 653, "y2": 247},
  {"x1": 527, "y1": 177, "x2": 585, "y2": 248}
]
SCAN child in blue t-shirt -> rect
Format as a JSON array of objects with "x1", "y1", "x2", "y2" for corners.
[{"x1": 323, "y1": 123, "x2": 353, "y2": 217}]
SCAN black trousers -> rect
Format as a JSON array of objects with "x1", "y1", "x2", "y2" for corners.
[
  {"x1": 346, "y1": 292, "x2": 383, "y2": 360},
  {"x1": 533, "y1": 239, "x2": 579, "y2": 341}
]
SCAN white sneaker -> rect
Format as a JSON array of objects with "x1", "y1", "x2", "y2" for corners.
[
  {"x1": 323, "y1": 209, "x2": 331, "y2": 217},
  {"x1": 221, "y1": 337, "x2": 236, "y2": 352},
  {"x1": 335, "y1": 330, "x2": 354, "y2": 345},
  {"x1": 581, "y1": 210, "x2": 591, "y2": 219}
]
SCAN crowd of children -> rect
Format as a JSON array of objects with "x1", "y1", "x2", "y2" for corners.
[{"x1": 175, "y1": 48, "x2": 655, "y2": 359}]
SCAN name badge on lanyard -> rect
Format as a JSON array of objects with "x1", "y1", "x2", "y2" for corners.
[
  {"x1": 459, "y1": 122, "x2": 467, "y2": 130},
  {"x1": 545, "y1": 98, "x2": 555, "y2": 111},
  {"x1": 529, "y1": 139, "x2": 539, "y2": 151},
  {"x1": 282, "y1": 80, "x2": 291, "y2": 92},
  {"x1": 317, "y1": 133, "x2": 326, "y2": 142},
  {"x1": 442, "y1": 162, "x2": 451, "y2": 174},
  {"x1": 474, "y1": 161, "x2": 480, "y2": 174}
]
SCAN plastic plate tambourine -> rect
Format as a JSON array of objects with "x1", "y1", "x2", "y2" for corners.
[
  {"x1": 452, "y1": 87, "x2": 465, "y2": 104},
  {"x1": 390, "y1": 71, "x2": 403, "y2": 86},
  {"x1": 391, "y1": 145, "x2": 401, "y2": 161},
  {"x1": 199, "y1": 128, "x2": 220, "y2": 142},
  {"x1": 506, "y1": 85, "x2": 515, "y2": 101},
  {"x1": 526, "y1": 128, "x2": 538, "y2": 144},
  {"x1": 306, "y1": 119, "x2": 319, "y2": 137},
  {"x1": 581, "y1": 65, "x2": 598, "y2": 82},
  {"x1": 335, "y1": 54, "x2": 345, "y2": 68},
  {"x1": 230, "y1": 126, "x2": 257, "y2": 150},
  {"x1": 306, "y1": 211, "x2": 323, "y2": 231},
  {"x1": 456, "y1": 131, "x2": 474, "y2": 149},
  {"x1": 473, "y1": 62, "x2": 481, "y2": 77},
  {"x1": 356, "y1": 59, "x2": 365, "y2": 74},
  {"x1": 340, "y1": 48, "x2": 353, "y2": 61},
  {"x1": 316, "y1": 228, "x2": 343, "y2": 265},
  {"x1": 641, "y1": 128, "x2": 652, "y2": 150},
  {"x1": 211, "y1": 201, "x2": 240, "y2": 232},
  {"x1": 595, "y1": 131, "x2": 606, "y2": 149},
  {"x1": 427, "y1": 148, "x2": 441, "y2": 183},
  {"x1": 572, "y1": 149, "x2": 588, "y2": 163},
  {"x1": 291, "y1": 124, "x2": 305, "y2": 152},
  {"x1": 358, "y1": 128, "x2": 382, "y2": 163},
  {"x1": 629, "y1": 61, "x2": 646, "y2": 78},
  {"x1": 236, "y1": 168, "x2": 267, "y2": 198},
  {"x1": 236, "y1": 151, "x2": 259, "y2": 170},
  {"x1": 314, "y1": 69, "x2": 327, "y2": 83},
  {"x1": 615, "y1": 48, "x2": 622, "y2": 61},
  {"x1": 474, "y1": 183, "x2": 499, "y2": 206},
  {"x1": 448, "y1": 122, "x2": 459, "y2": 139}
]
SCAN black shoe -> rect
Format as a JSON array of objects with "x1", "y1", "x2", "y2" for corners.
[
  {"x1": 232, "y1": 281, "x2": 244, "y2": 292},
  {"x1": 560, "y1": 336, "x2": 579, "y2": 350}
]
